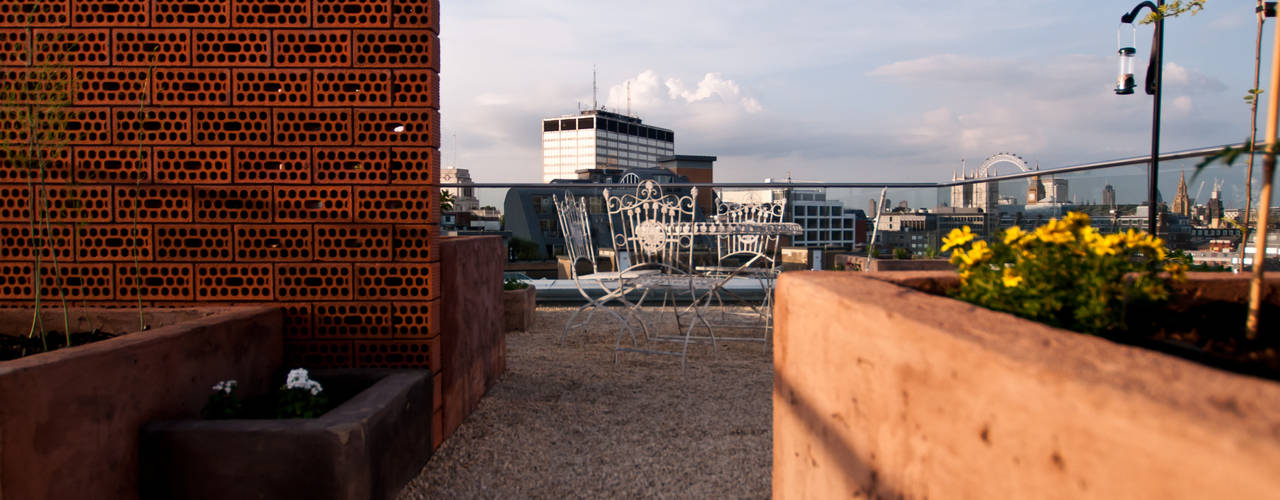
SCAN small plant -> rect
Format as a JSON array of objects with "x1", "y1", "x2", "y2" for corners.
[
  {"x1": 892, "y1": 247, "x2": 911, "y2": 260},
  {"x1": 278, "y1": 368, "x2": 328, "y2": 419},
  {"x1": 201, "y1": 380, "x2": 243, "y2": 420},
  {"x1": 942, "y1": 212, "x2": 1185, "y2": 335},
  {"x1": 504, "y1": 277, "x2": 530, "y2": 290},
  {"x1": 832, "y1": 263, "x2": 845, "y2": 271}
]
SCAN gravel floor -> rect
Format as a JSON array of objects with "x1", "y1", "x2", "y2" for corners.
[{"x1": 397, "y1": 306, "x2": 774, "y2": 499}]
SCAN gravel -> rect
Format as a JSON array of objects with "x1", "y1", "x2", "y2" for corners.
[{"x1": 396, "y1": 306, "x2": 774, "y2": 499}]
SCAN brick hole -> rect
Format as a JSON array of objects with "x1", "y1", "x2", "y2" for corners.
[
  {"x1": 112, "y1": 29, "x2": 189, "y2": 66},
  {"x1": 153, "y1": 69, "x2": 231, "y2": 105},
  {"x1": 72, "y1": 0, "x2": 148, "y2": 26},
  {"x1": 192, "y1": 29, "x2": 270, "y2": 66},
  {"x1": 314, "y1": 225, "x2": 392, "y2": 261},
  {"x1": 33, "y1": 29, "x2": 111, "y2": 65},
  {"x1": 193, "y1": 186, "x2": 272, "y2": 222},
  {"x1": 274, "y1": 30, "x2": 350, "y2": 67},
  {"x1": 113, "y1": 108, "x2": 191, "y2": 145},
  {"x1": 232, "y1": 69, "x2": 310, "y2": 105},
  {"x1": 192, "y1": 108, "x2": 271, "y2": 144},
  {"x1": 234, "y1": 147, "x2": 310, "y2": 184},
  {"x1": 314, "y1": 148, "x2": 388, "y2": 184},
  {"x1": 114, "y1": 185, "x2": 192, "y2": 222},
  {"x1": 275, "y1": 264, "x2": 352, "y2": 301},
  {"x1": 155, "y1": 224, "x2": 232, "y2": 261},
  {"x1": 273, "y1": 108, "x2": 351, "y2": 145},
  {"x1": 152, "y1": 0, "x2": 229, "y2": 27},
  {"x1": 234, "y1": 224, "x2": 312, "y2": 261},
  {"x1": 314, "y1": 302, "x2": 392, "y2": 338},
  {"x1": 231, "y1": 0, "x2": 309, "y2": 27},
  {"x1": 75, "y1": 224, "x2": 152, "y2": 261},
  {"x1": 73, "y1": 146, "x2": 151, "y2": 183},
  {"x1": 0, "y1": 0, "x2": 70, "y2": 26},
  {"x1": 314, "y1": 69, "x2": 390, "y2": 106},
  {"x1": 153, "y1": 147, "x2": 231, "y2": 183}
]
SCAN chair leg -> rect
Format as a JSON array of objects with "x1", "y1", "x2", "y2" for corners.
[{"x1": 560, "y1": 302, "x2": 593, "y2": 345}]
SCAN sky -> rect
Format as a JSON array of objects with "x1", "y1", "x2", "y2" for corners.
[{"x1": 439, "y1": 1, "x2": 1274, "y2": 207}]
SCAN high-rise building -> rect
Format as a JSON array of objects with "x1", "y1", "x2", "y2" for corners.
[
  {"x1": 1172, "y1": 171, "x2": 1191, "y2": 216},
  {"x1": 1102, "y1": 184, "x2": 1116, "y2": 210},
  {"x1": 541, "y1": 109, "x2": 675, "y2": 182}
]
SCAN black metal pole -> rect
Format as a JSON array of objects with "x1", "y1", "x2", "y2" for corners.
[{"x1": 1149, "y1": 3, "x2": 1163, "y2": 236}]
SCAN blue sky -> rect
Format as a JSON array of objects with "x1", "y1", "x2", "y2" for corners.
[{"x1": 439, "y1": 1, "x2": 1272, "y2": 192}]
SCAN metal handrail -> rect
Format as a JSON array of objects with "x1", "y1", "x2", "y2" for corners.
[{"x1": 441, "y1": 143, "x2": 1244, "y2": 190}]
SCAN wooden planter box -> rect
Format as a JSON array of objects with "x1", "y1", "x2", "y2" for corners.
[
  {"x1": 140, "y1": 370, "x2": 433, "y2": 500},
  {"x1": 0, "y1": 307, "x2": 283, "y2": 500},
  {"x1": 773, "y1": 271, "x2": 1280, "y2": 500},
  {"x1": 503, "y1": 284, "x2": 536, "y2": 332}
]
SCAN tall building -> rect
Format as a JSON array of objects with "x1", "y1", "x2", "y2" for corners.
[
  {"x1": 541, "y1": 109, "x2": 675, "y2": 182},
  {"x1": 441, "y1": 166, "x2": 479, "y2": 213},
  {"x1": 1102, "y1": 184, "x2": 1116, "y2": 210},
  {"x1": 1172, "y1": 171, "x2": 1191, "y2": 216}
]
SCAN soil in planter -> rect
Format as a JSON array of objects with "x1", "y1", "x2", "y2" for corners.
[
  {"x1": 1124, "y1": 301, "x2": 1280, "y2": 381},
  {"x1": 0, "y1": 330, "x2": 120, "y2": 361}
]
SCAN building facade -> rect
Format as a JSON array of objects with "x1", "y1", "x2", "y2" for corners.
[
  {"x1": 441, "y1": 166, "x2": 480, "y2": 213},
  {"x1": 541, "y1": 110, "x2": 675, "y2": 182}
]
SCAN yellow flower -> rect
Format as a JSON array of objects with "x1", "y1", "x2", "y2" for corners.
[
  {"x1": 942, "y1": 226, "x2": 975, "y2": 252},
  {"x1": 1063, "y1": 211, "x2": 1091, "y2": 229},
  {"x1": 958, "y1": 240, "x2": 993, "y2": 266},
  {"x1": 1001, "y1": 267, "x2": 1024, "y2": 288},
  {"x1": 1163, "y1": 262, "x2": 1188, "y2": 281},
  {"x1": 1090, "y1": 233, "x2": 1122, "y2": 257},
  {"x1": 1034, "y1": 219, "x2": 1075, "y2": 245},
  {"x1": 1003, "y1": 226, "x2": 1028, "y2": 246}
]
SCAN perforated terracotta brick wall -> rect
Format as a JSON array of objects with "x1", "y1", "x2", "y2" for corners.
[{"x1": 0, "y1": 0, "x2": 442, "y2": 371}]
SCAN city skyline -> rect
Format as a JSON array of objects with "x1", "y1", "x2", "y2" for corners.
[{"x1": 440, "y1": 1, "x2": 1272, "y2": 196}]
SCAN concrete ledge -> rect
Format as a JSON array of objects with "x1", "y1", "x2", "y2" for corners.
[
  {"x1": 0, "y1": 306, "x2": 283, "y2": 500},
  {"x1": 440, "y1": 236, "x2": 506, "y2": 448},
  {"x1": 140, "y1": 370, "x2": 433, "y2": 500},
  {"x1": 773, "y1": 271, "x2": 1280, "y2": 499}
]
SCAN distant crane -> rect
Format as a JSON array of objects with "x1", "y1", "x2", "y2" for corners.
[{"x1": 1194, "y1": 179, "x2": 1206, "y2": 206}]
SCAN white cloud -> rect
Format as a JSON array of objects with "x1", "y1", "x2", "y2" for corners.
[
  {"x1": 604, "y1": 70, "x2": 763, "y2": 118},
  {"x1": 664, "y1": 73, "x2": 763, "y2": 113},
  {"x1": 1163, "y1": 62, "x2": 1228, "y2": 94}
]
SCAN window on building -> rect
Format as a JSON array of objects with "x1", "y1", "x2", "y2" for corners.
[
  {"x1": 533, "y1": 195, "x2": 553, "y2": 215},
  {"x1": 578, "y1": 117, "x2": 593, "y2": 129},
  {"x1": 543, "y1": 121, "x2": 558, "y2": 132},
  {"x1": 561, "y1": 119, "x2": 577, "y2": 130}
]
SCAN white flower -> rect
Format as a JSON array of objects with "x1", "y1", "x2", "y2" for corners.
[
  {"x1": 285, "y1": 368, "x2": 309, "y2": 389},
  {"x1": 284, "y1": 368, "x2": 323, "y2": 395},
  {"x1": 212, "y1": 380, "x2": 237, "y2": 395}
]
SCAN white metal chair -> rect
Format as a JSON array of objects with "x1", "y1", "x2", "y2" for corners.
[
  {"x1": 552, "y1": 192, "x2": 647, "y2": 345},
  {"x1": 698, "y1": 199, "x2": 788, "y2": 340},
  {"x1": 603, "y1": 180, "x2": 713, "y2": 368}
]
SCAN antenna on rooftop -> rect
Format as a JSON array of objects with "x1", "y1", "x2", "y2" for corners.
[{"x1": 592, "y1": 65, "x2": 598, "y2": 110}]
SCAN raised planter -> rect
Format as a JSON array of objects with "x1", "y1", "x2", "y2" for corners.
[
  {"x1": 0, "y1": 306, "x2": 283, "y2": 500},
  {"x1": 773, "y1": 271, "x2": 1280, "y2": 499},
  {"x1": 140, "y1": 369, "x2": 433, "y2": 500},
  {"x1": 503, "y1": 284, "x2": 537, "y2": 332}
]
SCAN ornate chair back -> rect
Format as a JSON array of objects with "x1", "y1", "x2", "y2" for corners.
[
  {"x1": 603, "y1": 180, "x2": 697, "y2": 275},
  {"x1": 714, "y1": 198, "x2": 787, "y2": 269},
  {"x1": 552, "y1": 192, "x2": 597, "y2": 278}
]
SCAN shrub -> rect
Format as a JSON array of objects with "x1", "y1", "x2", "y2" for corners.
[
  {"x1": 942, "y1": 212, "x2": 1185, "y2": 335},
  {"x1": 503, "y1": 277, "x2": 530, "y2": 290}
]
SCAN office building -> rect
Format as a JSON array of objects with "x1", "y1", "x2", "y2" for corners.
[{"x1": 541, "y1": 109, "x2": 675, "y2": 182}]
